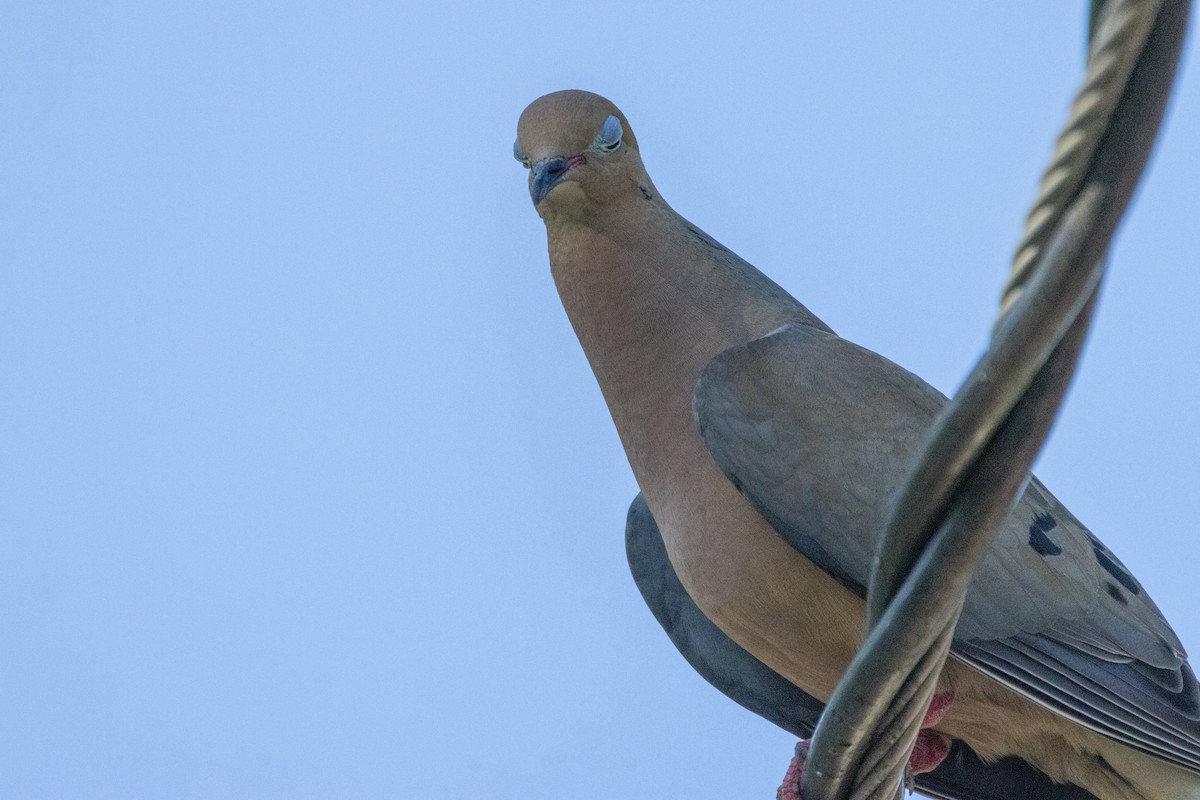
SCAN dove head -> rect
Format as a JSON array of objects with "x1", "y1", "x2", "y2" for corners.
[{"x1": 516, "y1": 90, "x2": 653, "y2": 222}]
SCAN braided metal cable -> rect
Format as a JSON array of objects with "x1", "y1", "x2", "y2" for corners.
[
  {"x1": 797, "y1": 2, "x2": 1188, "y2": 799},
  {"x1": 1004, "y1": 0, "x2": 1158, "y2": 312}
]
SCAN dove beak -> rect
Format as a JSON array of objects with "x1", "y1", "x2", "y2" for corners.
[{"x1": 530, "y1": 155, "x2": 585, "y2": 206}]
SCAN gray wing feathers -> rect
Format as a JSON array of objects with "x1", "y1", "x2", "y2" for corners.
[
  {"x1": 694, "y1": 323, "x2": 941, "y2": 592},
  {"x1": 625, "y1": 493, "x2": 825, "y2": 738},
  {"x1": 625, "y1": 493, "x2": 1105, "y2": 800},
  {"x1": 692, "y1": 323, "x2": 1200, "y2": 771}
]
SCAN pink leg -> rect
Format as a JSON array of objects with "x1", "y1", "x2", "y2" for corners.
[
  {"x1": 909, "y1": 691, "x2": 952, "y2": 775},
  {"x1": 776, "y1": 740, "x2": 810, "y2": 800},
  {"x1": 776, "y1": 692, "x2": 953, "y2": 800}
]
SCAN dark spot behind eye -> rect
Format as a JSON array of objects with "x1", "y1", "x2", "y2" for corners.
[
  {"x1": 640, "y1": 185, "x2": 653, "y2": 200},
  {"x1": 1028, "y1": 512, "x2": 1062, "y2": 556}
]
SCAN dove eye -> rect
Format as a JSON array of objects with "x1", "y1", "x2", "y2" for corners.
[
  {"x1": 593, "y1": 114, "x2": 623, "y2": 153},
  {"x1": 513, "y1": 139, "x2": 530, "y2": 167}
]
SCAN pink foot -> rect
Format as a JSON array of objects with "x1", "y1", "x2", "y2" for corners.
[
  {"x1": 776, "y1": 740, "x2": 809, "y2": 800},
  {"x1": 776, "y1": 692, "x2": 954, "y2": 798},
  {"x1": 909, "y1": 728, "x2": 952, "y2": 775},
  {"x1": 922, "y1": 690, "x2": 953, "y2": 727}
]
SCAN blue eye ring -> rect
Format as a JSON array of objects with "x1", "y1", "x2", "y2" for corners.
[{"x1": 594, "y1": 115, "x2": 623, "y2": 152}]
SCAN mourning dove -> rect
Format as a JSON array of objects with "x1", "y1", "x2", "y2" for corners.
[{"x1": 517, "y1": 89, "x2": 1200, "y2": 800}]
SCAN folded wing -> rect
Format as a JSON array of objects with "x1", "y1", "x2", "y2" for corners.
[
  {"x1": 626, "y1": 492, "x2": 1105, "y2": 800},
  {"x1": 691, "y1": 324, "x2": 1200, "y2": 771}
]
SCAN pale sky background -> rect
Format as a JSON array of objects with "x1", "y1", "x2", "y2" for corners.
[{"x1": 3, "y1": 3, "x2": 1198, "y2": 799}]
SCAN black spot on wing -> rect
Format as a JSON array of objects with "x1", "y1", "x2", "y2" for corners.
[
  {"x1": 1093, "y1": 546, "x2": 1141, "y2": 595},
  {"x1": 1106, "y1": 582, "x2": 1129, "y2": 605},
  {"x1": 1027, "y1": 512, "x2": 1062, "y2": 556}
]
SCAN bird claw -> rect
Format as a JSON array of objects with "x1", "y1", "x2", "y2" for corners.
[
  {"x1": 776, "y1": 740, "x2": 810, "y2": 800},
  {"x1": 777, "y1": 692, "x2": 953, "y2": 799},
  {"x1": 922, "y1": 690, "x2": 954, "y2": 727},
  {"x1": 908, "y1": 728, "x2": 952, "y2": 776}
]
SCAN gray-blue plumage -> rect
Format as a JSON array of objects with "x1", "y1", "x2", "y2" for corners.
[
  {"x1": 626, "y1": 493, "x2": 1105, "y2": 800},
  {"x1": 690, "y1": 323, "x2": 1200, "y2": 771}
]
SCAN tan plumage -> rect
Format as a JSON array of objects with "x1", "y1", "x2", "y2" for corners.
[{"x1": 518, "y1": 89, "x2": 1200, "y2": 800}]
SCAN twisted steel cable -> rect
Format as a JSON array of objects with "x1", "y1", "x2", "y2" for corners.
[{"x1": 798, "y1": 2, "x2": 1189, "y2": 799}]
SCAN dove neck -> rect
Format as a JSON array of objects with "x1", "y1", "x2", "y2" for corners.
[{"x1": 547, "y1": 208, "x2": 827, "y2": 480}]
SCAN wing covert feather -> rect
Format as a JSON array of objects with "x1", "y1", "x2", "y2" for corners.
[
  {"x1": 625, "y1": 494, "x2": 1105, "y2": 800},
  {"x1": 691, "y1": 324, "x2": 1200, "y2": 770}
]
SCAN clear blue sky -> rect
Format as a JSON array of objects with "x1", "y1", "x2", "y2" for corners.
[{"x1": 3, "y1": 3, "x2": 1197, "y2": 798}]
